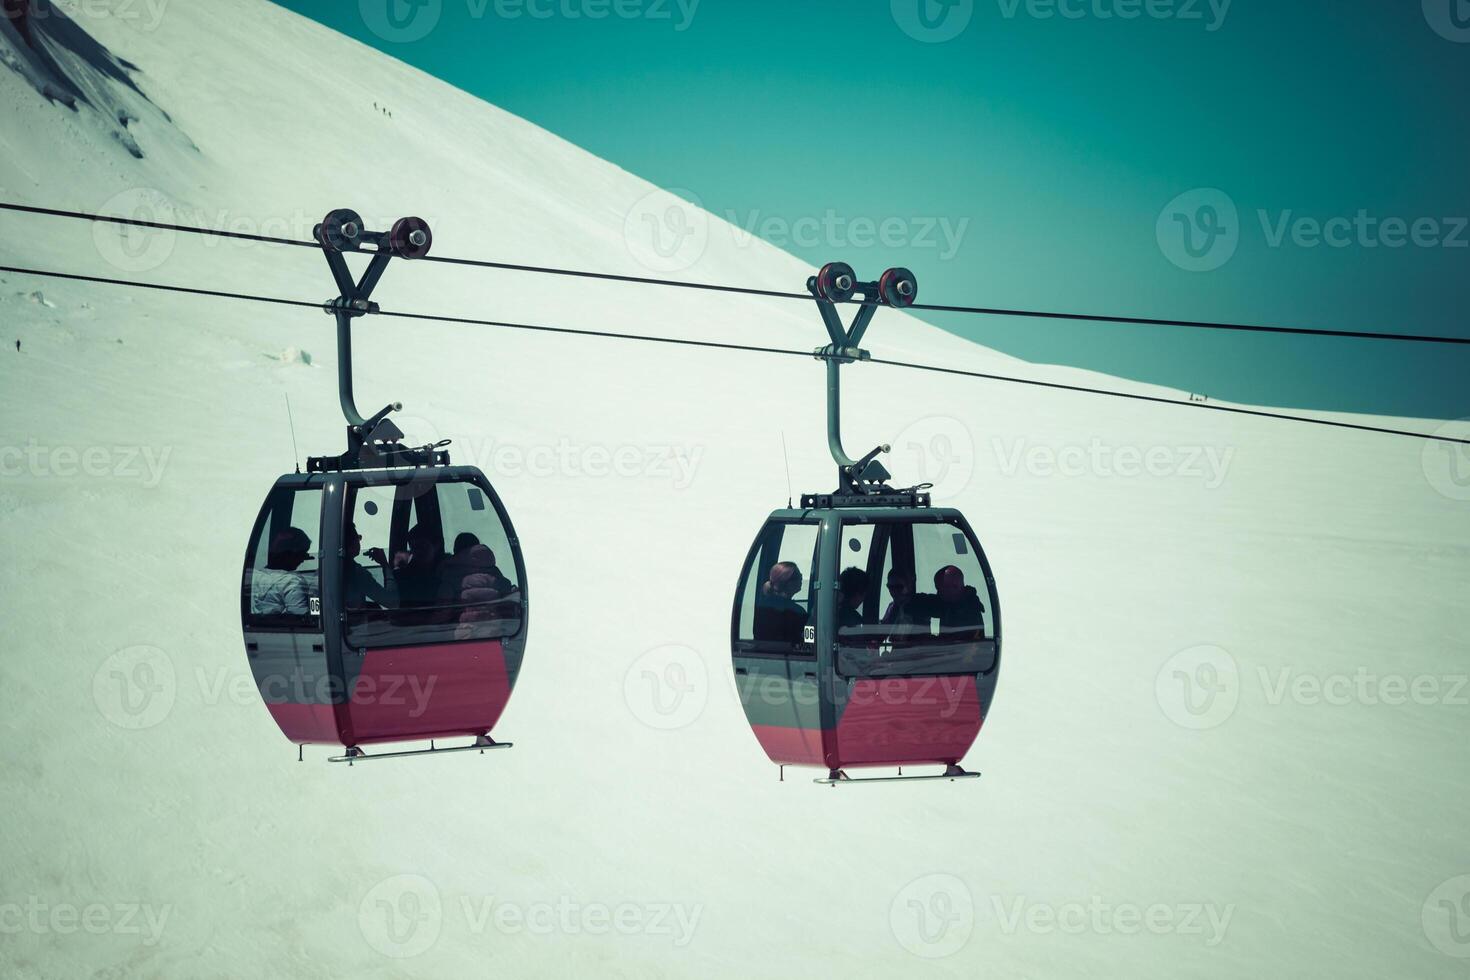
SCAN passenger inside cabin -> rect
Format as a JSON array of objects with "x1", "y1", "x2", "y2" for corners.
[
  {"x1": 930, "y1": 564, "x2": 986, "y2": 640},
  {"x1": 836, "y1": 566, "x2": 869, "y2": 631},
  {"x1": 451, "y1": 544, "x2": 519, "y2": 638},
  {"x1": 393, "y1": 524, "x2": 445, "y2": 610},
  {"x1": 343, "y1": 522, "x2": 392, "y2": 609},
  {"x1": 753, "y1": 561, "x2": 809, "y2": 644},
  {"x1": 880, "y1": 568, "x2": 932, "y2": 646},
  {"x1": 251, "y1": 527, "x2": 313, "y2": 616}
]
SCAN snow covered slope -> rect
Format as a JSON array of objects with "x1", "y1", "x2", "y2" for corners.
[{"x1": 1, "y1": 2, "x2": 1467, "y2": 977}]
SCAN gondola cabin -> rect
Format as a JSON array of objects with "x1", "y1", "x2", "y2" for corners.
[
  {"x1": 730, "y1": 261, "x2": 1002, "y2": 783},
  {"x1": 731, "y1": 496, "x2": 1000, "y2": 781},
  {"x1": 238, "y1": 209, "x2": 527, "y2": 762},
  {"x1": 241, "y1": 466, "x2": 527, "y2": 758}
]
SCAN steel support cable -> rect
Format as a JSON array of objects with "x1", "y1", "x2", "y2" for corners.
[
  {"x1": 5, "y1": 201, "x2": 1467, "y2": 347},
  {"x1": 4, "y1": 262, "x2": 1466, "y2": 447}
]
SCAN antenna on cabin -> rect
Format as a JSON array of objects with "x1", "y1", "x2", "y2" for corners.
[
  {"x1": 780, "y1": 430, "x2": 793, "y2": 508},
  {"x1": 285, "y1": 392, "x2": 301, "y2": 474}
]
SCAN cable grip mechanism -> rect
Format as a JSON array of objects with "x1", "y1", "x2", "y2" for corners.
[
  {"x1": 805, "y1": 262, "x2": 918, "y2": 496},
  {"x1": 306, "y1": 208, "x2": 445, "y2": 472}
]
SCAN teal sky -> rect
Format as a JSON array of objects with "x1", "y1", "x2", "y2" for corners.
[{"x1": 275, "y1": 0, "x2": 1469, "y2": 420}]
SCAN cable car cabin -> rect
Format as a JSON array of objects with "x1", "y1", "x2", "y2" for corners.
[
  {"x1": 240, "y1": 466, "x2": 527, "y2": 758},
  {"x1": 730, "y1": 501, "x2": 1001, "y2": 781}
]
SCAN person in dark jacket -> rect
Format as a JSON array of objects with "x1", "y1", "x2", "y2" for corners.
[
  {"x1": 753, "y1": 561, "x2": 808, "y2": 644},
  {"x1": 392, "y1": 524, "x2": 446, "y2": 618},
  {"x1": 930, "y1": 564, "x2": 987, "y2": 640},
  {"x1": 836, "y1": 566, "x2": 869, "y2": 631},
  {"x1": 880, "y1": 568, "x2": 932, "y2": 647},
  {"x1": 343, "y1": 522, "x2": 391, "y2": 609}
]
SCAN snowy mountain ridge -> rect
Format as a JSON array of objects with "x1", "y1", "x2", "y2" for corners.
[{"x1": 0, "y1": 2, "x2": 1466, "y2": 978}]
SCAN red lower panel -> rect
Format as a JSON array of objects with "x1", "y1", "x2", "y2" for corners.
[
  {"x1": 343, "y1": 640, "x2": 511, "y2": 745},
  {"x1": 834, "y1": 676, "x2": 982, "y2": 768},
  {"x1": 265, "y1": 701, "x2": 342, "y2": 745},
  {"x1": 750, "y1": 723, "x2": 827, "y2": 767}
]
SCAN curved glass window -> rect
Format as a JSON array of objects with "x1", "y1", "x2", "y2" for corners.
[
  {"x1": 344, "y1": 478, "x2": 523, "y2": 648},
  {"x1": 241, "y1": 485, "x2": 323, "y2": 632},
  {"x1": 733, "y1": 521, "x2": 819, "y2": 658},
  {"x1": 835, "y1": 519, "x2": 996, "y2": 677}
]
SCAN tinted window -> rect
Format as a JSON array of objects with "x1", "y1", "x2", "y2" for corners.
[
  {"x1": 836, "y1": 519, "x2": 996, "y2": 677},
  {"x1": 734, "y1": 522, "x2": 819, "y2": 657},
  {"x1": 242, "y1": 486, "x2": 323, "y2": 632},
  {"x1": 344, "y1": 478, "x2": 524, "y2": 648}
]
